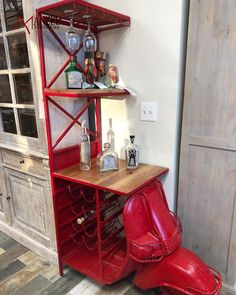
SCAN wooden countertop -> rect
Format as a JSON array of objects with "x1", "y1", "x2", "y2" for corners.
[{"x1": 53, "y1": 159, "x2": 168, "y2": 195}]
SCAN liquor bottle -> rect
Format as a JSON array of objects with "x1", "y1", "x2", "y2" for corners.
[
  {"x1": 65, "y1": 56, "x2": 83, "y2": 89},
  {"x1": 96, "y1": 143, "x2": 119, "y2": 172},
  {"x1": 107, "y1": 118, "x2": 115, "y2": 151},
  {"x1": 80, "y1": 120, "x2": 91, "y2": 171},
  {"x1": 125, "y1": 135, "x2": 139, "y2": 169}
]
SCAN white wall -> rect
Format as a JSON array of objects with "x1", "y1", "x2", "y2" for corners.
[
  {"x1": 88, "y1": 0, "x2": 184, "y2": 210},
  {"x1": 34, "y1": 0, "x2": 185, "y2": 210}
]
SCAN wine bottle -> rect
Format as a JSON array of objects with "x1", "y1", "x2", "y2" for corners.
[{"x1": 77, "y1": 209, "x2": 95, "y2": 224}]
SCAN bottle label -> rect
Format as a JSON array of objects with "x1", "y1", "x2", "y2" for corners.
[
  {"x1": 80, "y1": 142, "x2": 90, "y2": 164},
  {"x1": 104, "y1": 155, "x2": 116, "y2": 169},
  {"x1": 128, "y1": 149, "x2": 137, "y2": 167},
  {"x1": 68, "y1": 71, "x2": 82, "y2": 88}
]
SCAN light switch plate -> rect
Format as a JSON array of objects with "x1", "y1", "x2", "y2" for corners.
[{"x1": 140, "y1": 101, "x2": 157, "y2": 121}]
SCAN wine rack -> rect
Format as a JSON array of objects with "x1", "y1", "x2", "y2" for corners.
[{"x1": 37, "y1": 0, "x2": 168, "y2": 285}]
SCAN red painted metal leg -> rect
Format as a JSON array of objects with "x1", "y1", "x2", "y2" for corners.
[{"x1": 95, "y1": 189, "x2": 103, "y2": 281}]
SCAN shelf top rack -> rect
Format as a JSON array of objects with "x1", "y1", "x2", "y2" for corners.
[{"x1": 36, "y1": 0, "x2": 131, "y2": 32}]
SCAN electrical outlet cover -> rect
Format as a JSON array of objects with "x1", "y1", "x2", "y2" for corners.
[{"x1": 140, "y1": 101, "x2": 157, "y2": 121}]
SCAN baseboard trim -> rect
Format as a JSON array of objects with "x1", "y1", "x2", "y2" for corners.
[
  {"x1": 221, "y1": 282, "x2": 236, "y2": 295},
  {"x1": 0, "y1": 220, "x2": 58, "y2": 266}
]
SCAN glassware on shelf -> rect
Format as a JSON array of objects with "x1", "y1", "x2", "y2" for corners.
[
  {"x1": 125, "y1": 135, "x2": 139, "y2": 169},
  {"x1": 65, "y1": 16, "x2": 80, "y2": 54},
  {"x1": 65, "y1": 56, "x2": 83, "y2": 89},
  {"x1": 97, "y1": 143, "x2": 119, "y2": 172},
  {"x1": 107, "y1": 118, "x2": 115, "y2": 151},
  {"x1": 83, "y1": 22, "x2": 97, "y2": 53},
  {"x1": 80, "y1": 120, "x2": 91, "y2": 171}
]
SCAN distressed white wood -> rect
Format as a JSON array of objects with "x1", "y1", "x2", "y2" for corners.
[
  {"x1": 178, "y1": 0, "x2": 236, "y2": 292},
  {"x1": 5, "y1": 168, "x2": 52, "y2": 247}
]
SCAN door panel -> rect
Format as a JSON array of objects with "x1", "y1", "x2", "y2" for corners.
[
  {"x1": 178, "y1": 0, "x2": 236, "y2": 287},
  {"x1": 182, "y1": 145, "x2": 236, "y2": 275},
  {"x1": 5, "y1": 168, "x2": 51, "y2": 247}
]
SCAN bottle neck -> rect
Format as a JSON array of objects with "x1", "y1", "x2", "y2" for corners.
[{"x1": 109, "y1": 119, "x2": 112, "y2": 130}]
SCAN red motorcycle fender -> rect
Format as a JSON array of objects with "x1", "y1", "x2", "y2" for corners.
[{"x1": 133, "y1": 247, "x2": 222, "y2": 294}]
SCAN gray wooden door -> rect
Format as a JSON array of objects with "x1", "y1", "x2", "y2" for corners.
[{"x1": 178, "y1": 0, "x2": 236, "y2": 291}]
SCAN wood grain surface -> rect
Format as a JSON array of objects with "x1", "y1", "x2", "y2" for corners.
[{"x1": 54, "y1": 159, "x2": 168, "y2": 195}]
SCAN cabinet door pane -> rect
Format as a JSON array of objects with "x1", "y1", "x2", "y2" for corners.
[
  {"x1": 0, "y1": 75, "x2": 12, "y2": 103},
  {"x1": 13, "y1": 73, "x2": 33, "y2": 104},
  {"x1": 3, "y1": 0, "x2": 23, "y2": 31},
  {"x1": 0, "y1": 38, "x2": 7, "y2": 70},
  {"x1": 18, "y1": 109, "x2": 38, "y2": 138},
  {"x1": 0, "y1": 107, "x2": 17, "y2": 134},
  {"x1": 8, "y1": 34, "x2": 29, "y2": 69}
]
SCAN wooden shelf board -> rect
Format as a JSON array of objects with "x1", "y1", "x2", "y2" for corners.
[
  {"x1": 53, "y1": 159, "x2": 168, "y2": 195},
  {"x1": 44, "y1": 88, "x2": 130, "y2": 99}
]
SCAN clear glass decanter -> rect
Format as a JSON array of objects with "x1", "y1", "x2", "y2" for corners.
[
  {"x1": 125, "y1": 135, "x2": 139, "y2": 169},
  {"x1": 97, "y1": 143, "x2": 119, "y2": 172},
  {"x1": 107, "y1": 118, "x2": 115, "y2": 151},
  {"x1": 80, "y1": 120, "x2": 91, "y2": 171}
]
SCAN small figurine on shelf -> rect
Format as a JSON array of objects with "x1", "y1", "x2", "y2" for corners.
[
  {"x1": 125, "y1": 135, "x2": 139, "y2": 169},
  {"x1": 95, "y1": 51, "x2": 107, "y2": 84},
  {"x1": 108, "y1": 64, "x2": 119, "y2": 87},
  {"x1": 84, "y1": 57, "x2": 97, "y2": 87},
  {"x1": 97, "y1": 142, "x2": 119, "y2": 172},
  {"x1": 107, "y1": 118, "x2": 115, "y2": 151},
  {"x1": 80, "y1": 120, "x2": 91, "y2": 171}
]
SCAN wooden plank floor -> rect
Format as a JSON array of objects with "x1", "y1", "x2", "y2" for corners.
[{"x1": 0, "y1": 232, "x2": 160, "y2": 295}]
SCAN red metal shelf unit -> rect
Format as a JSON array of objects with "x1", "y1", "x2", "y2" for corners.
[{"x1": 36, "y1": 0, "x2": 132, "y2": 282}]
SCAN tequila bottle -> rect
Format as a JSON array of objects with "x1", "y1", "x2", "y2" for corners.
[
  {"x1": 96, "y1": 143, "x2": 119, "y2": 172},
  {"x1": 65, "y1": 56, "x2": 83, "y2": 89},
  {"x1": 107, "y1": 118, "x2": 115, "y2": 151},
  {"x1": 80, "y1": 120, "x2": 91, "y2": 171},
  {"x1": 125, "y1": 135, "x2": 139, "y2": 169}
]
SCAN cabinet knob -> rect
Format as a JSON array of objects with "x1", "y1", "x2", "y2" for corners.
[
  {"x1": 0, "y1": 193, "x2": 2, "y2": 196},
  {"x1": 6, "y1": 196, "x2": 11, "y2": 200},
  {"x1": 20, "y1": 160, "x2": 25, "y2": 164}
]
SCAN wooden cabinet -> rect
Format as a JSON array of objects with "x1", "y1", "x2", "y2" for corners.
[
  {"x1": 0, "y1": 167, "x2": 8, "y2": 223},
  {"x1": 5, "y1": 168, "x2": 52, "y2": 248},
  {"x1": 0, "y1": 148, "x2": 57, "y2": 263}
]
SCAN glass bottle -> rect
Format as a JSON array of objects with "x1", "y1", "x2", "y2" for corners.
[
  {"x1": 65, "y1": 56, "x2": 83, "y2": 89},
  {"x1": 80, "y1": 120, "x2": 91, "y2": 171},
  {"x1": 125, "y1": 135, "x2": 139, "y2": 169},
  {"x1": 96, "y1": 143, "x2": 119, "y2": 172},
  {"x1": 107, "y1": 118, "x2": 115, "y2": 151}
]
